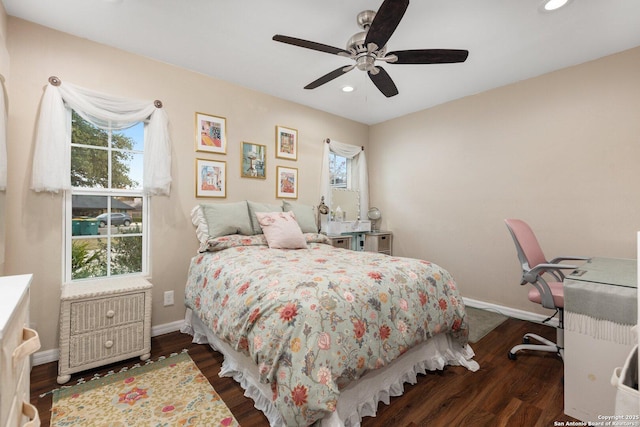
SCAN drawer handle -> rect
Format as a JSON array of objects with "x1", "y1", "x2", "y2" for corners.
[
  {"x1": 337, "y1": 239, "x2": 344, "y2": 244},
  {"x1": 22, "y1": 400, "x2": 41, "y2": 427},
  {"x1": 106, "y1": 310, "x2": 115, "y2": 318},
  {"x1": 12, "y1": 328, "x2": 41, "y2": 367},
  {"x1": 104, "y1": 340, "x2": 114, "y2": 349}
]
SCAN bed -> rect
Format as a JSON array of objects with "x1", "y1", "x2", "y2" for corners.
[{"x1": 182, "y1": 201, "x2": 479, "y2": 426}]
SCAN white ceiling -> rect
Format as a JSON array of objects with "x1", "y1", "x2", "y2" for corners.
[{"x1": 4, "y1": 0, "x2": 640, "y2": 125}]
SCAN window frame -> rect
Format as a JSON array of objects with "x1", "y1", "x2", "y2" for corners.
[
  {"x1": 63, "y1": 115, "x2": 150, "y2": 283},
  {"x1": 329, "y1": 151, "x2": 352, "y2": 189}
]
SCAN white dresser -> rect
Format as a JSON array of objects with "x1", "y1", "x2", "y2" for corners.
[
  {"x1": 57, "y1": 277, "x2": 152, "y2": 384},
  {"x1": 0, "y1": 274, "x2": 41, "y2": 427}
]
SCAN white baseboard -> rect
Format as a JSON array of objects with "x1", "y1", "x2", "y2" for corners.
[
  {"x1": 32, "y1": 319, "x2": 186, "y2": 367},
  {"x1": 463, "y1": 297, "x2": 560, "y2": 328},
  {"x1": 150, "y1": 319, "x2": 185, "y2": 337},
  {"x1": 32, "y1": 349, "x2": 59, "y2": 367}
]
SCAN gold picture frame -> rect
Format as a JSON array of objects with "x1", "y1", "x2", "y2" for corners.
[
  {"x1": 196, "y1": 112, "x2": 227, "y2": 154},
  {"x1": 241, "y1": 142, "x2": 266, "y2": 179},
  {"x1": 275, "y1": 125, "x2": 297, "y2": 160},
  {"x1": 196, "y1": 158, "x2": 226, "y2": 198},
  {"x1": 276, "y1": 166, "x2": 298, "y2": 199}
]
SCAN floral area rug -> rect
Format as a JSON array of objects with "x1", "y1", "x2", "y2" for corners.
[{"x1": 50, "y1": 351, "x2": 239, "y2": 426}]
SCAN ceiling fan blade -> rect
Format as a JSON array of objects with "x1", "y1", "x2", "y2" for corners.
[
  {"x1": 364, "y1": 0, "x2": 409, "y2": 50},
  {"x1": 305, "y1": 66, "x2": 354, "y2": 90},
  {"x1": 388, "y1": 49, "x2": 469, "y2": 64},
  {"x1": 273, "y1": 35, "x2": 350, "y2": 56},
  {"x1": 368, "y1": 66, "x2": 399, "y2": 97}
]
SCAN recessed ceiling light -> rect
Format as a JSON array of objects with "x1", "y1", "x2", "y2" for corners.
[
  {"x1": 341, "y1": 85, "x2": 355, "y2": 93},
  {"x1": 542, "y1": 0, "x2": 570, "y2": 11}
]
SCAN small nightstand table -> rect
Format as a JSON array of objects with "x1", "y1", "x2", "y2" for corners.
[
  {"x1": 57, "y1": 276, "x2": 152, "y2": 384},
  {"x1": 364, "y1": 231, "x2": 393, "y2": 255},
  {"x1": 326, "y1": 234, "x2": 353, "y2": 250}
]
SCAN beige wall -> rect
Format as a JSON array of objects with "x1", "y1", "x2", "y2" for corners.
[
  {"x1": 0, "y1": 2, "x2": 8, "y2": 276},
  {"x1": 369, "y1": 47, "x2": 640, "y2": 315},
  {"x1": 4, "y1": 18, "x2": 369, "y2": 351}
]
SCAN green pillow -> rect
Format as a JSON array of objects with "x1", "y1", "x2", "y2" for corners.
[
  {"x1": 247, "y1": 201, "x2": 282, "y2": 234},
  {"x1": 282, "y1": 201, "x2": 317, "y2": 233},
  {"x1": 200, "y1": 201, "x2": 253, "y2": 238}
]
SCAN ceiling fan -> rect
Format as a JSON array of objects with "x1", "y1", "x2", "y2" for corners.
[{"x1": 272, "y1": 0, "x2": 469, "y2": 98}]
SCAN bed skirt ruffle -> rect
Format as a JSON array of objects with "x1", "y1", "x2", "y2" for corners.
[{"x1": 182, "y1": 309, "x2": 479, "y2": 426}]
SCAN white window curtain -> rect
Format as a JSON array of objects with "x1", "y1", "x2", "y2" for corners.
[
  {"x1": 0, "y1": 79, "x2": 6, "y2": 191},
  {"x1": 320, "y1": 139, "x2": 369, "y2": 220},
  {"x1": 31, "y1": 79, "x2": 171, "y2": 195}
]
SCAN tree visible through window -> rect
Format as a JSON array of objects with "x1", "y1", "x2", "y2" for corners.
[
  {"x1": 329, "y1": 151, "x2": 348, "y2": 188},
  {"x1": 66, "y1": 111, "x2": 148, "y2": 281}
]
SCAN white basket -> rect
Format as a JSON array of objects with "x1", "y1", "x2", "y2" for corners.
[{"x1": 611, "y1": 344, "x2": 639, "y2": 416}]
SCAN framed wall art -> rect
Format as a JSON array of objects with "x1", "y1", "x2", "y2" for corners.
[
  {"x1": 275, "y1": 125, "x2": 297, "y2": 160},
  {"x1": 196, "y1": 112, "x2": 227, "y2": 154},
  {"x1": 196, "y1": 158, "x2": 226, "y2": 198},
  {"x1": 276, "y1": 166, "x2": 298, "y2": 199},
  {"x1": 241, "y1": 142, "x2": 266, "y2": 179}
]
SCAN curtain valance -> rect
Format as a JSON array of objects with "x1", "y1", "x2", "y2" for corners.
[
  {"x1": 320, "y1": 139, "x2": 369, "y2": 221},
  {"x1": 31, "y1": 79, "x2": 171, "y2": 195}
]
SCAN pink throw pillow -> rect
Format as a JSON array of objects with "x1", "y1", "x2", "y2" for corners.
[{"x1": 255, "y1": 211, "x2": 307, "y2": 249}]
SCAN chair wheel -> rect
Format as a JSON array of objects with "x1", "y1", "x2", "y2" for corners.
[
  {"x1": 508, "y1": 352, "x2": 517, "y2": 360},
  {"x1": 523, "y1": 336, "x2": 530, "y2": 344}
]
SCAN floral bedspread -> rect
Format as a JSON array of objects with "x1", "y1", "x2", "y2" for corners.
[{"x1": 184, "y1": 234, "x2": 469, "y2": 426}]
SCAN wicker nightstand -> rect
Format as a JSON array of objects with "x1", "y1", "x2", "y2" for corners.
[{"x1": 57, "y1": 277, "x2": 152, "y2": 384}]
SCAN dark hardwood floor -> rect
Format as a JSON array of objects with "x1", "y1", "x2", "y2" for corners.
[{"x1": 31, "y1": 317, "x2": 578, "y2": 426}]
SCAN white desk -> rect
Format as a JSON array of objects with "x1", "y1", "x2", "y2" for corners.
[{"x1": 563, "y1": 257, "x2": 637, "y2": 422}]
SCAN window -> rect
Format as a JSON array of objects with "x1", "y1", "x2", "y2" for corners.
[
  {"x1": 65, "y1": 111, "x2": 148, "y2": 282},
  {"x1": 329, "y1": 151, "x2": 350, "y2": 188}
]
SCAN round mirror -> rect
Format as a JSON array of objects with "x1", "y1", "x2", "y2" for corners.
[{"x1": 367, "y1": 207, "x2": 381, "y2": 231}]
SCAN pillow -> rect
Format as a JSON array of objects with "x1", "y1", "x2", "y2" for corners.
[
  {"x1": 247, "y1": 201, "x2": 283, "y2": 234},
  {"x1": 191, "y1": 205, "x2": 210, "y2": 246},
  {"x1": 255, "y1": 211, "x2": 307, "y2": 249},
  {"x1": 199, "y1": 201, "x2": 253, "y2": 238},
  {"x1": 282, "y1": 200, "x2": 317, "y2": 233}
]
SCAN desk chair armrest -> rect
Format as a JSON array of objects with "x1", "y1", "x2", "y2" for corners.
[
  {"x1": 524, "y1": 263, "x2": 578, "y2": 283},
  {"x1": 549, "y1": 256, "x2": 590, "y2": 264}
]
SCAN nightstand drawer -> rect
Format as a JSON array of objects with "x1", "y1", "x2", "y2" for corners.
[
  {"x1": 69, "y1": 322, "x2": 145, "y2": 368},
  {"x1": 328, "y1": 235, "x2": 352, "y2": 250},
  {"x1": 364, "y1": 232, "x2": 393, "y2": 255},
  {"x1": 376, "y1": 235, "x2": 391, "y2": 252},
  {"x1": 70, "y1": 292, "x2": 146, "y2": 335}
]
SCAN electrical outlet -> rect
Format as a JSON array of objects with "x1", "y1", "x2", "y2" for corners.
[{"x1": 163, "y1": 290, "x2": 174, "y2": 307}]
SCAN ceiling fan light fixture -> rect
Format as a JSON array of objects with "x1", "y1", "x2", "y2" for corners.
[
  {"x1": 341, "y1": 85, "x2": 355, "y2": 93},
  {"x1": 542, "y1": 0, "x2": 570, "y2": 11},
  {"x1": 356, "y1": 54, "x2": 377, "y2": 71}
]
